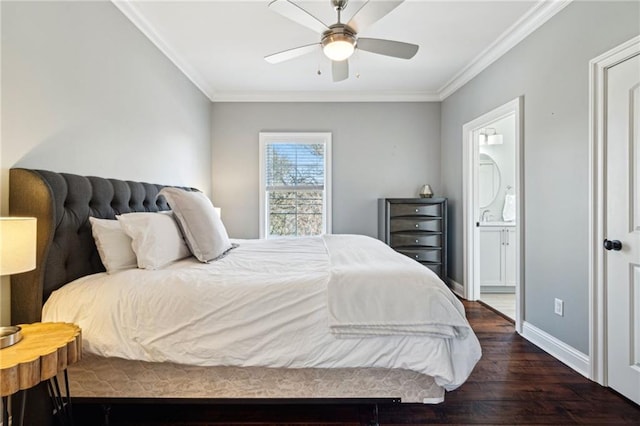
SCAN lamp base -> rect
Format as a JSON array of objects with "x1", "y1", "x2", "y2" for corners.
[{"x1": 0, "y1": 326, "x2": 22, "y2": 349}]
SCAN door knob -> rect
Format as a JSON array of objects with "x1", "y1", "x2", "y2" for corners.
[{"x1": 603, "y1": 239, "x2": 622, "y2": 251}]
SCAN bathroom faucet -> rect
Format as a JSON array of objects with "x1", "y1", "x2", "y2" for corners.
[{"x1": 481, "y1": 209, "x2": 491, "y2": 222}]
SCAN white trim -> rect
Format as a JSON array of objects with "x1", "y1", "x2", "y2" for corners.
[
  {"x1": 211, "y1": 90, "x2": 440, "y2": 103},
  {"x1": 462, "y1": 97, "x2": 524, "y2": 334},
  {"x1": 438, "y1": 0, "x2": 572, "y2": 100},
  {"x1": 258, "y1": 132, "x2": 332, "y2": 239},
  {"x1": 110, "y1": 0, "x2": 217, "y2": 102},
  {"x1": 522, "y1": 321, "x2": 590, "y2": 379},
  {"x1": 588, "y1": 35, "x2": 640, "y2": 385},
  {"x1": 448, "y1": 278, "x2": 464, "y2": 298},
  {"x1": 112, "y1": 0, "x2": 570, "y2": 103}
]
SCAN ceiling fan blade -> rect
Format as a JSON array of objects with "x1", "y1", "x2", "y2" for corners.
[
  {"x1": 357, "y1": 38, "x2": 418, "y2": 59},
  {"x1": 332, "y1": 60, "x2": 349, "y2": 82},
  {"x1": 346, "y1": 0, "x2": 404, "y2": 33},
  {"x1": 269, "y1": 0, "x2": 329, "y2": 34},
  {"x1": 264, "y1": 43, "x2": 320, "y2": 64}
]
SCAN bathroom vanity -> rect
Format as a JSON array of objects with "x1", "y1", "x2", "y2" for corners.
[{"x1": 479, "y1": 221, "x2": 516, "y2": 291}]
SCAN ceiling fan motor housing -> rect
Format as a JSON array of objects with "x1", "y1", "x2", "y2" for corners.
[{"x1": 321, "y1": 24, "x2": 357, "y2": 49}]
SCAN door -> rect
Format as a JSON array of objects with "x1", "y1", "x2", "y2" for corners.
[
  {"x1": 505, "y1": 228, "x2": 516, "y2": 286},
  {"x1": 479, "y1": 228, "x2": 503, "y2": 285},
  {"x1": 462, "y1": 97, "x2": 523, "y2": 332},
  {"x1": 605, "y1": 53, "x2": 640, "y2": 405}
]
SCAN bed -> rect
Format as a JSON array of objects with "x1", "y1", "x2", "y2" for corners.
[{"x1": 9, "y1": 168, "x2": 481, "y2": 419}]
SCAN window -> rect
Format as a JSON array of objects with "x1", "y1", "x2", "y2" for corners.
[{"x1": 259, "y1": 132, "x2": 332, "y2": 239}]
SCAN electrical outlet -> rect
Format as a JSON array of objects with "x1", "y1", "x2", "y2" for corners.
[{"x1": 554, "y1": 298, "x2": 564, "y2": 316}]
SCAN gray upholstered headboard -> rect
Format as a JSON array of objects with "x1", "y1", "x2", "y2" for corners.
[{"x1": 9, "y1": 168, "x2": 194, "y2": 324}]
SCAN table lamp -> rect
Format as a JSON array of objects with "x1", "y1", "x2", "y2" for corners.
[{"x1": 0, "y1": 217, "x2": 37, "y2": 349}]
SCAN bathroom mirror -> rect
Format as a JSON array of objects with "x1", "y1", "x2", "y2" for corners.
[{"x1": 478, "y1": 153, "x2": 501, "y2": 208}]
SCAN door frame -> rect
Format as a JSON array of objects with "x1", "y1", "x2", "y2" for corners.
[
  {"x1": 462, "y1": 96, "x2": 524, "y2": 334},
  {"x1": 588, "y1": 35, "x2": 640, "y2": 385}
]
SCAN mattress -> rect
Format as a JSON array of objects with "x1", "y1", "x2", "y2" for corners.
[{"x1": 43, "y1": 235, "x2": 481, "y2": 392}]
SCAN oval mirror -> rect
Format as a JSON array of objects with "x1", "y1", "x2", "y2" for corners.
[{"x1": 478, "y1": 153, "x2": 501, "y2": 208}]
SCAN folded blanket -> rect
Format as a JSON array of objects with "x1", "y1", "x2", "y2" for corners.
[{"x1": 324, "y1": 234, "x2": 471, "y2": 339}]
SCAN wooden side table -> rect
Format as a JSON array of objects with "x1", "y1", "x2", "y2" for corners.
[{"x1": 0, "y1": 323, "x2": 81, "y2": 426}]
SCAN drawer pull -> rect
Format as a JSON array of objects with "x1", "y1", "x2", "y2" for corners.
[
  {"x1": 415, "y1": 239, "x2": 419, "y2": 243},
  {"x1": 415, "y1": 208, "x2": 419, "y2": 212},
  {"x1": 415, "y1": 224, "x2": 419, "y2": 228},
  {"x1": 415, "y1": 255, "x2": 419, "y2": 259}
]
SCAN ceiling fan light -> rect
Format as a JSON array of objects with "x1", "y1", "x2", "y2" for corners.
[{"x1": 322, "y1": 35, "x2": 355, "y2": 61}]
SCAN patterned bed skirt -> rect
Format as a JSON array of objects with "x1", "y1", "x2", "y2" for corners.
[{"x1": 65, "y1": 353, "x2": 445, "y2": 404}]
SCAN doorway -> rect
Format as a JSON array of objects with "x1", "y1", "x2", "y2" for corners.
[{"x1": 463, "y1": 97, "x2": 523, "y2": 333}]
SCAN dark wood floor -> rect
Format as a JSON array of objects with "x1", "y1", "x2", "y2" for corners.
[{"x1": 73, "y1": 301, "x2": 640, "y2": 425}]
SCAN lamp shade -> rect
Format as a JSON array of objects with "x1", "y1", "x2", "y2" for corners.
[{"x1": 0, "y1": 217, "x2": 37, "y2": 275}]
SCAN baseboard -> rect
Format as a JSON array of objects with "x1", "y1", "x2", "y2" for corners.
[
  {"x1": 521, "y1": 321, "x2": 590, "y2": 379},
  {"x1": 448, "y1": 278, "x2": 464, "y2": 298}
]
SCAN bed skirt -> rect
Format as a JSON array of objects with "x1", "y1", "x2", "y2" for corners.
[{"x1": 65, "y1": 353, "x2": 445, "y2": 404}]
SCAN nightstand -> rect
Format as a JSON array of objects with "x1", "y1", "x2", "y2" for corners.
[{"x1": 0, "y1": 322, "x2": 81, "y2": 426}]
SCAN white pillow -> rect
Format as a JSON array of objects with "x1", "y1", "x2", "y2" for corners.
[
  {"x1": 116, "y1": 212, "x2": 191, "y2": 270},
  {"x1": 159, "y1": 188, "x2": 233, "y2": 262},
  {"x1": 89, "y1": 217, "x2": 137, "y2": 273}
]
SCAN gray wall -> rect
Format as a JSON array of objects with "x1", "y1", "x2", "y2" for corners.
[
  {"x1": 440, "y1": 0, "x2": 640, "y2": 354},
  {"x1": 0, "y1": 1, "x2": 212, "y2": 324},
  {"x1": 212, "y1": 102, "x2": 441, "y2": 239}
]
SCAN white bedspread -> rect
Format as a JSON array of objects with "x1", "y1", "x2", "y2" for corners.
[
  {"x1": 326, "y1": 235, "x2": 470, "y2": 338},
  {"x1": 43, "y1": 235, "x2": 481, "y2": 392}
]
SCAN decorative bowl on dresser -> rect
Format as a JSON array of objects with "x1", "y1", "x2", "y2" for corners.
[{"x1": 378, "y1": 198, "x2": 448, "y2": 280}]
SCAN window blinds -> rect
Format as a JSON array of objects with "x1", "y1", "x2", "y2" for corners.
[{"x1": 265, "y1": 143, "x2": 325, "y2": 191}]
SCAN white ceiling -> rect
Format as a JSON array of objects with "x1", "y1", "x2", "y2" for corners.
[{"x1": 113, "y1": 0, "x2": 571, "y2": 101}]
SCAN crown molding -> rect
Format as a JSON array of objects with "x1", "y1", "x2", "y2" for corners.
[
  {"x1": 212, "y1": 90, "x2": 441, "y2": 102},
  {"x1": 437, "y1": 0, "x2": 573, "y2": 100},
  {"x1": 113, "y1": 0, "x2": 572, "y2": 103},
  {"x1": 111, "y1": 0, "x2": 217, "y2": 102}
]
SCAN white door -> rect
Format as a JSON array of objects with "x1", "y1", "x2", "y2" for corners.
[
  {"x1": 479, "y1": 228, "x2": 503, "y2": 285},
  {"x1": 504, "y1": 228, "x2": 516, "y2": 286},
  {"x1": 605, "y1": 52, "x2": 640, "y2": 405}
]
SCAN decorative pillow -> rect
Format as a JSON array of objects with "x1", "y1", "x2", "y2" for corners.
[
  {"x1": 159, "y1": 188, "x2": 233, "y2": 262},
  {"x1": 89, "y1": 217, "x2": 137, "y2": 273},
  {"x1": 116, "y1": 212, "x2": 191, "y2": 270}
]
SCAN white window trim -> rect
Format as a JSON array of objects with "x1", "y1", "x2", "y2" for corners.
[{"x1": 259, "y1": 132, "x2": 332, "y2": 239}]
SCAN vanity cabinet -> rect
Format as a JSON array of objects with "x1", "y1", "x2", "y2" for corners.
[
  {"x1": 378, "y1": 198, "x2": 447, "y2": 280},
  {"x1": 479, "y1": 226, "x2": 515, "y2": 288}
]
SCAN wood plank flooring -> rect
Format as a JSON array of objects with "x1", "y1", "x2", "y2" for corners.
[{"x1": 73, "y1": 301, "x2": 640, "y2": 425}]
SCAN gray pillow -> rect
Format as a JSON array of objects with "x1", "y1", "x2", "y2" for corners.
[{"x1": 159, "y1": 188, "x2": 232, "y2": 262}]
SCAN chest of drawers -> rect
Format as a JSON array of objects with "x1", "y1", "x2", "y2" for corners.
[{"x1": 378, "y1": 198, "x2": 448, "y2": 280}]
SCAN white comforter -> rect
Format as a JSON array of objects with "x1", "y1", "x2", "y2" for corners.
[{"x1": 43, "y1": 235, "x2": 481, "y2": 391}]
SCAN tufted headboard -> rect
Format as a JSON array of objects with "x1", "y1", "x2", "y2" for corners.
[{"x1": 9, "y1": 168, "x2": 195, "y2": 324}]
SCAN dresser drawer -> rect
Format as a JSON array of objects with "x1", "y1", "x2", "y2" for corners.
[
  {"x1": 390, "y1": 218, "x2": 441, "y2": 233},
  {"x1": 390, "y1": 203, "x2": 442, "y2": 217},
  {"x1": 391, "y1": 233, "x2": 441, "y2": 247},
  {"x1": 397, "y1": 249, "x2": 442, "y2": 262},
  {"x1": 423, "y1": 263, "x2": 442, "y2": 276}
]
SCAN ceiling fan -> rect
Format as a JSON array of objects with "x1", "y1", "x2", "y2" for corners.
[{"x1": 264, "y1": 0, "x2": 419, "y2": 82}]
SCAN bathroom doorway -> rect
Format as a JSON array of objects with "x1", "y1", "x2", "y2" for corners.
[{"x1": 462, "y1": 97, "x2": 523, "y2": 332}]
